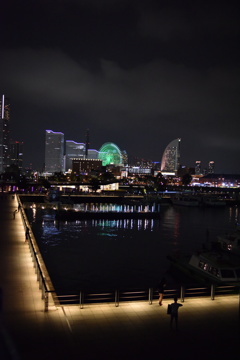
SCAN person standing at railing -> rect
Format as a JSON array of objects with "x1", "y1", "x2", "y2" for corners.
[
  {"x1": 25, "y1": 227, "x2": 30, "y2": 241},
  {"x1": 170, "y1": 296, "x2": 183, "y2": 331},
  {"x1": 158, "y1": 277, "x2": 166, "y2": 306}
]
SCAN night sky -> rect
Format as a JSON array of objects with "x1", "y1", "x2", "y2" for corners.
[{"x1": 1, "y1": 0, "x2": 240, "y2": 173}]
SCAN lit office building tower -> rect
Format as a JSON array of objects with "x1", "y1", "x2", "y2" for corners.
[
  {"x1": 0, "y1": 95, "x2": 11, "y2": 173},
  {"x1": 87, "y1": 149, "x2": 99, "y2": 159},
  {"x1": 121, "y1": 150, "x2": 128, "y2": 166},
  {"x1": 45, "y1": 130, "x2": 64, "y2": 173},
  {"x1": 10, "y1": 141, "x2": 24, "y2": 170},
  {"x1": 208, "y1": 161, "x2": 215, "y2": 174},
  {"x1": 161, "y1": 138, "x2": 181, "y2": 174},
  {"x1": 195, "y1": 161, "x2": 201, "y2": 175},
  {"x1": 65, "y1": 140, "x2": 85, "y2": 171}
]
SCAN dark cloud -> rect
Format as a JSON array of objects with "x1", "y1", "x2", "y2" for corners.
[
  {"x1": 138, "y1": 2, "x2": 240, "y2": 41},
  {"x1": 0, "y1": 0, "x2": 239, "y2": 173}
]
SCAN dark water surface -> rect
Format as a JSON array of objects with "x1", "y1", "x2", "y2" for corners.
[{"x1": 26, "y1": 204, "x2": 239, "y2": 294}]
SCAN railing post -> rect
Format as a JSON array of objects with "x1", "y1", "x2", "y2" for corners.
[
  {"x1": 180, "y1": 286, "x2": 185, "y2": 302},
  {"x1": 39, "y1": 272, "x2": 42, "y2": 290},
  {"x1": 148, "y1": 288, "x2": 153, "y2": 305},
  {"x1": 115, "y1": 289, "x2": 119, "y2": 307},
  {"x1": 80, "y1": 291, "x2": 84, "y2": 309},
  {"x1": 37, "y1": 266, "x2": 40, "y2": 281},
  {"x1": 33, "y1": 257, "x2": 36, "y2": 273},
  {"x1": 211, "y1": 284, "x2": 215, "y2": 300},
  {"x1": 44, "y1": 291, "x2": 49, "y2": 312}
]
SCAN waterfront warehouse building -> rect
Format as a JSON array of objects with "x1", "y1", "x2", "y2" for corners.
[
  {"x1": 161, "y1": 138, "x2": 181, "y2": 175},
  {"x1": 45, "y1": 130, "x2": 64, "y2": 173}
]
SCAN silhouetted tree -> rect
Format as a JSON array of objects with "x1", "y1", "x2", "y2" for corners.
[
  {"x1": 181, "y1": 173, "x2": 192, "y2": 186},
  {"x1": 90, "y1": 177, "x2": 100, "y2": 193}
]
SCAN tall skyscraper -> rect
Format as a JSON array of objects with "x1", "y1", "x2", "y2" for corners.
[
  {"x1": 87, "y1": 149, "x2": 99, "y2": 159},
  {"x1": 45, "y1": 130, "x2": 64, "y2": 173},
  {"x1": 208, "y1": 161, "x2": 215, "y2": 174},
  {"x1": 195, "y1": 161, "x2": 202, "y2": 175},
  {"x1": 161, "y1": 138, "x2": 181, "y2": 174},
  {"x1": 0, "y1": 95, "x2": 11, "y2": 173},
  {"x1": 65, "y1": 140, "x2": 85, "y2": 171},
  {"x1": 121, "y1": 150, "x2": 128, "y2": 166},
  {"x1": 10, "y1": 140, "x2": 24, "y2": 170}
]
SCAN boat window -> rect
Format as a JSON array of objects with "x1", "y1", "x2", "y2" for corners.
[
  {"x1": 208, "y1": 266, "x2": 220, "y2": 277},
  {"x1": 220, "y1": 269, "x2": 235, "y2": 278},
  {"x1": 199, "y1": 260, "x2": 208, "y2": 271},
  {"x1": 222, "y1": 242, "x2": 233, "y2": 251}
]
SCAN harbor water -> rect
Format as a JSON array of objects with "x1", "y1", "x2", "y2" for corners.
[{"x1": 26, "y1": 203, "x2": 239, "y2": 294}]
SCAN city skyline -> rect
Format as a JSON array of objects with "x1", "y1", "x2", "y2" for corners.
[
  {"x1": 1, "y1": 1, "x2": 239, "y2": 173},
  {"x1": 0, "y1": 117, "x2": 219, "y2": 175},
  {"x1": 44, "y1": 129, "x2": 216, "y2": 175}
]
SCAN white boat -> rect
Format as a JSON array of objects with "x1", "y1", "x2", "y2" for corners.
[
  {"x1": 171, "y1": 195, "x2": 199, "y2": 207},
  {"x1": 168, "y1": 250, "x2": 240, "y2": 284},
  {"x1": 217, "y1": 226, "x2": 240, "y2": 255}
]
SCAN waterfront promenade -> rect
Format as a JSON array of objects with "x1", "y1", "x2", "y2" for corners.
[{"x1": 0, "y1": 194, "x2": 239, "y2": 360}]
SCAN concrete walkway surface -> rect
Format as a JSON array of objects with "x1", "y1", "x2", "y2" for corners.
[{"x1": 0, "y1": 194, "x2": 239, "y2": 360}]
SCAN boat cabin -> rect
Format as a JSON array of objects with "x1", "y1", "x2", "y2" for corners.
[{"x1": 189, "y1": 252, "x2": 240, "y2": 283}]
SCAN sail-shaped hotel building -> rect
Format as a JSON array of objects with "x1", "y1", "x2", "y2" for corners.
[{"x1": 161, "y1": 138, "x2": 181, "y2": 175}]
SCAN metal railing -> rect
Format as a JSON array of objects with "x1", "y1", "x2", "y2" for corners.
[
  {"x1": 17, "y1": 195, "x2": 240, "y2": 311},
  {"x1": 53, "y1": 284, "x2": 239, "y2": 309},
  {"x1": 17, "y1": 195, "x2": 57, "y2": 312}
]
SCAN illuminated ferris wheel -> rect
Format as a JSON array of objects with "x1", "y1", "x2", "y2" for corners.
[{"x1": 98, "y1": 142, "x2": 122, "y2": 166}]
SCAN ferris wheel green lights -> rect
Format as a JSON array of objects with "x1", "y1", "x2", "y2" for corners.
[{"x1": 98, "y1": 142, "x2": 122, "y2": 166}]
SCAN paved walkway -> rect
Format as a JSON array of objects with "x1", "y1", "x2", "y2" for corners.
[{"x1": 0, "y1": 194, "x2": 239, "y2": 360}]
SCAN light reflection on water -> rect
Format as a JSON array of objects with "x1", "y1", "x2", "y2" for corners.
[
  {"x1": 72, "y1": 203, "x2": 158, "y2": 213},
  {"x1": 26, "y1": 203, "x2": 239, "y2": 293}
]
